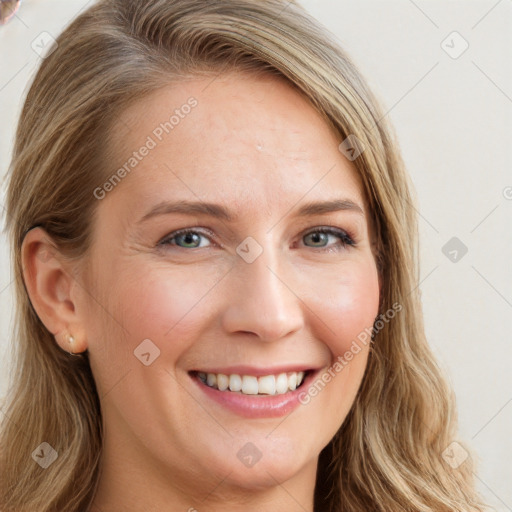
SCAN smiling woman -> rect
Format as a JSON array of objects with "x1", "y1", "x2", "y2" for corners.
[{"x1": 0, "y1": 1, "x2": 487, "y2": 511}]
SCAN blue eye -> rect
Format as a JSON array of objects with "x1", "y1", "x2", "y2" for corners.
[
  {"x1": 159, "y1": 229, "x2": 212, "y2": 249},
  {"x1": 302, "y1": 227, "x2": 355, "y2": 250},
  {"x1": 158, "y1": 226, "x2": 356, "y2": 251}
]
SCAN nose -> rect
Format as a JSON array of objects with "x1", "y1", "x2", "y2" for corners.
[{"x1": 220, "y1": 245, "x2": 305, "y2": 342}]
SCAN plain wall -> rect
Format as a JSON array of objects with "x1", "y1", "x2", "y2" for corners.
[{"x1": 0, "y1": 0, "x2": 510, "y2": 509}]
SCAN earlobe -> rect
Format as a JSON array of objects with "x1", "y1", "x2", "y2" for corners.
[
  {"x1": 55, "y1": 331, "x2": 88, "y2": 355},
  {"x1": 20, "y1": 226, "x2": 89, "y2": 354}
]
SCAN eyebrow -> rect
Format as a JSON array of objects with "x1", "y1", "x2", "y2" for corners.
[{"x1": 137, "y1": 198, "x2": 365, "y2": 224}]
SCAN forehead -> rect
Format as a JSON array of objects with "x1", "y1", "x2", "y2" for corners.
[{"x1": 101, "y1": 71, "x2": 366, "y2": 220}]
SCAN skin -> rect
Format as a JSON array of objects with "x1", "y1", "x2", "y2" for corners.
[{"x1": 22, "y1": 71, "x2": 380, "y2": 511}]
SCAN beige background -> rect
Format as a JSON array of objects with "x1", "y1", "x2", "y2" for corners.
[{"x1": 1, "y1": 0, "x2": 511, "y2": 509}]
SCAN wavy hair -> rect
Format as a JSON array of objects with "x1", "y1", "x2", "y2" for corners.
[{"x1": 1, "y1": 0, "x2": 487, "y2": 510}]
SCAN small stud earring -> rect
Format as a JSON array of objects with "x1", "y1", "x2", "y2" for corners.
[{"x1": 66, "y1": 334, "x2": 81, "y2": 356}]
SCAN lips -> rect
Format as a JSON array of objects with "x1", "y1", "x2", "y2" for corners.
[
  {"x1": 188, "y1": 366, "x2": 323, "y2": 418},
  {"x1": 193, "y1": 370, "x2": 310, "y2": 395}
]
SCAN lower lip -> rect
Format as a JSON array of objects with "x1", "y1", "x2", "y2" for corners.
[{"x1": 189, "y1": 370, "x2": 320, "y2": 418}]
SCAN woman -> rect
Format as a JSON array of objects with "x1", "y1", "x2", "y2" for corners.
[{"x1": 0, "y1": 0, "x2": 488, "y2": 510}]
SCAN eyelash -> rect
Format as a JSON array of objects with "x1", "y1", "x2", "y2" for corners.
[{"x1": 158, "y1": 226, "x2": 356, "y2": 252}]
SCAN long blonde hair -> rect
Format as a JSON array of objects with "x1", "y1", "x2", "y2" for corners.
[{"x1": 1, "y1": 1, "x2": 487, "y2": 510}]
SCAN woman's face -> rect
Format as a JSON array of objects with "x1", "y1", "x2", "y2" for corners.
[{"x1": 80, "y1": 71, "x2": 380, "y2": 503}]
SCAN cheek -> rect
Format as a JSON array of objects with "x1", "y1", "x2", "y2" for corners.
[
  {"x1": 99, "y1": 263, "x2": 226, "y2": 355},
  {"x1": 97, "y1": 255, "x2": 379, "y2": 359},
  {"x1": 294, "y1": 259, "x2": 379, "y2": 431},
  {"x1": 307, "y1": 259, "x2": 380, "y2": 357},
  {"x1": 86, "y1": 262, "x2": 225, "y2": 399},
  {"x1": 307, "y1": 261, "x2": 379, "y2": 420}
]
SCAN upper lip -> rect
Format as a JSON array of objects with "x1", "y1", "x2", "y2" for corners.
[{"x1": 189, "y1": 364, "x2": 323, "y2": 377}]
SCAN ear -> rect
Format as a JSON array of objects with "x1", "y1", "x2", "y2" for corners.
[{"x1": 21, "y1": 227, "x2": 89, "y2": 354}]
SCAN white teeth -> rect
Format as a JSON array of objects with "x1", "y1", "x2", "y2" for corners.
[
  {"x1": 241, "y1": 375, "x2": 259, "y2": 395},
  {"x1": 217, "y1": 373, "x2": 229, "y2": 391},
  {"x1": 197, "y1": 370, "x2": 308, "y2": 395},
  {"x1": 206, "y1": 373, "x2": 216, "y2": 387},
  {"x1": 258, "y1": 375, "x2": 276, "y2": 395},
  {"x1": 275, "y1": 373, "x2": 289, "y2": 394},
  {"x1": 229, "y1": 374, "x2": 242, "y2": 392},
  {"x1": 288, "y1": 372, "x2": 297, "y2": 391}
]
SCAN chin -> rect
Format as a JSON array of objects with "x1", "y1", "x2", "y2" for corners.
[
  {"x1": 198, "y1": 435, "x2": 314, "y2": 490},
  {"x1": 222, "y1": 460, "x2": 305, "y2": 491}
]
